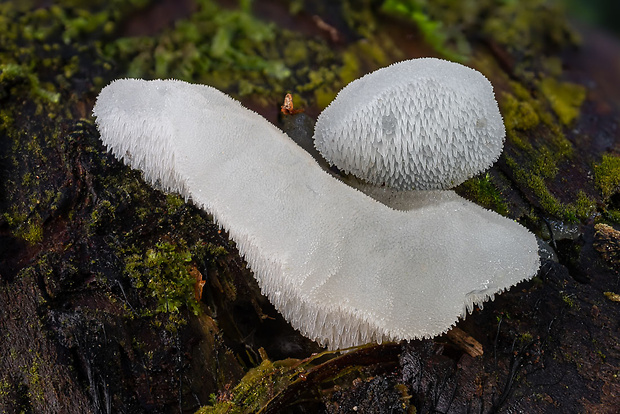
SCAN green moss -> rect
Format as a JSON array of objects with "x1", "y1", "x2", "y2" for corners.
[
  {"x1": 230, "y1": 359, "x2": 281, "y2": 408},
  {"x1": 605, "y1": 209, "x2": 620, "y2": 224},
  {"x1": 288, "y1": 0, "x2": 304, "y2": 15},
  {"x1": 518, "y1": 167, "x2": 564, "y2": 217},
  {"x1": 380, "y1": 0, "x2": 468, "y2": 61},
  {"x1": 539, "y1": 77, "x2": 586, "y2": 125},
  {"x1": 21, "y1": 172, "x2": 34, "y2": 188},
  {"x1": 28, "y1": 357, "x2": 44, "y2": 403},
  {"x1": 20, "y1": 214, "x2": 44, "y2": 245},
  {"x1": 3, "y1": 205, "x2": 27, "y2": 228},
  {"x1": 0, "y1": 378, "x2": 10, "y2": 399},
  {"x1": 501, "y1": 83, "x2": 574, "y2": 169},
  {"x1": 501, "y1": 92, "x2": 541, "y2": 131},
  {"x1": 593, "y1": 154, "x2": 620, "y2": 199},
  {"x1": 546, "y1": 126, "x2": 573, "y2": 159},
  {"x1": 314, "y1": 87, "x2": 338, "y2": 110},
  {"x1": 204, "y1": 243, "x2": 228, "y2": 258},
  {"x1": 298, "y1": 68, "x2": 336, "y2": 92},
  {"x1": 0, "y1": 62, "x2": 24, "y2": 81},
  {"x1": 197, "y1": 357, "x2": 302, "y2": 414},
  {"x1": 541, "y1": 56, "x2": 563, "y2": 77},
  {"x1": 283, "y1": 40, "x2": 309, "y2": 67},
  {"x1": 380, "y1": 0, "x2": 577, "y2": 64},
  {"x1": 481, "y1": 0, "x2": 579, "y2": 55},
  {"x1": 18, "y1": 353, "x2": 45, "y2": 404},
  {"x1": 307, "y1": 33, "x2": 401, "y2": 109},
  {"x1": 339, "y1": 50, "x2": 361, "y2": 85},
  {"x1": 560, "y1": 291, "x2": 578, "y2": 309},
  {"x1": 53, "y1": 7, "x2": 113, "y2": 44},
  {"x1": 532, "y1": 147, "x2": 559, "y2": 179},
  {"x1": 520, "y1": 332, "x2": 534, "y2": 343},
  {"x1": 293, "y1": 66, "x2": 339, "y2": 109},
  {"x1": 0, "y1": 62, "x2": 60, "y2": 104},
  {"x1": 381, "y1": 0, "x2": 466, "y2": 61},
  {"x1": 458, "y1": 173, "x2": 508, "y2": 216},
  {"x1": 166, "y1": 194, "x2": 185, "y2": 214},
  {"x1": 102, "y1": 0, "x2": 294, "y2": 100},
  {"x1": 503, "y1": 82, "x2": 574, "y2": 160},
  {"x1": 506, "y1": 156, "x2": 595, "y2": 222},
  {"x1": 355, "y1": 35, "x2": 397, "y2": 68},
  {"x1": 574, "y1": 191, "x2": 596, "y2": 219},
  {"x1": 3, "y1": 206, "x2": 43, "y2": 245},
  {"x1": 89, "y1": 199, "x2": 115, "y2": 232},
  {"x1": 498, "y1": 76, "x2": 598, "y2": 222},
  {"x1": 125, "y1": 241, "x2": 200, "y2": 315},
  {"x1": 505, "y1": 129, "x2": 530, "y2": 152},
  {"x1": 342, "y1": 0, "x2": 378, "y2": 38}
]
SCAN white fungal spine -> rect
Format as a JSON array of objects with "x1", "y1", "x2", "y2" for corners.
[
  {"x1": 94, "y1": 78, "x2": 539, "y2": 350},
  {"x1": 314, "y1": 58, "x2": 506, "y2": 190}
]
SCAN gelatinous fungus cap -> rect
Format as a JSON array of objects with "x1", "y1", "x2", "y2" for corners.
[{"x1": 313, "y1": 58, "x2": 506, "y2": 190}]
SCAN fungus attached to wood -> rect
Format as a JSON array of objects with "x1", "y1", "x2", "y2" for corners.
[
  {"x1": 314, "y1": 58, "x2": 505, "y2": 190},
  {"x1": 93, "y1": 70, "x2": 539, "y2": 350}
]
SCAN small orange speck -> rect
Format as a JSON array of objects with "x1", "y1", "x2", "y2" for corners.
[{"x1": 281, "y1": 93, "x2": 304, "y2": 115}]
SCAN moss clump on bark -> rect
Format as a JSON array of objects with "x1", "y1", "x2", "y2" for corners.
[
  {"x1": 125, "y1": 241, "x2": 200, "y2": 316},
  {"x1": 458, "y1": 173, "x2": 509, "y2": 216},
  {"x1": 539, "y1": 77, "x2": 586, "y2": 126},
  {"x1": 594, "y1": 154, "x2": 620, "y2": 199}
]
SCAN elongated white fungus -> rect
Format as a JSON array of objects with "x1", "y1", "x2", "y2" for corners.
[
  {"x1": 93, "y1": 78, "x2": 539, "y2": 350},
  {"x1": 314, "y1": 58, "x2": 505, "y2": 190}
]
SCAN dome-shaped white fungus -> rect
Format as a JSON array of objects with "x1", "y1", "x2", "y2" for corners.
[
  {"x1": 94, "y1": 79, "x2": 539, "y2": 350},
  {"x1": 314, "y1": 58, "x2": 506, "y2": 190}
]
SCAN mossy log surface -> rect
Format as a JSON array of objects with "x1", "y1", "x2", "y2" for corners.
[{"x1": 0, "y1": 1, "x2": 618, "y2": 413}]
